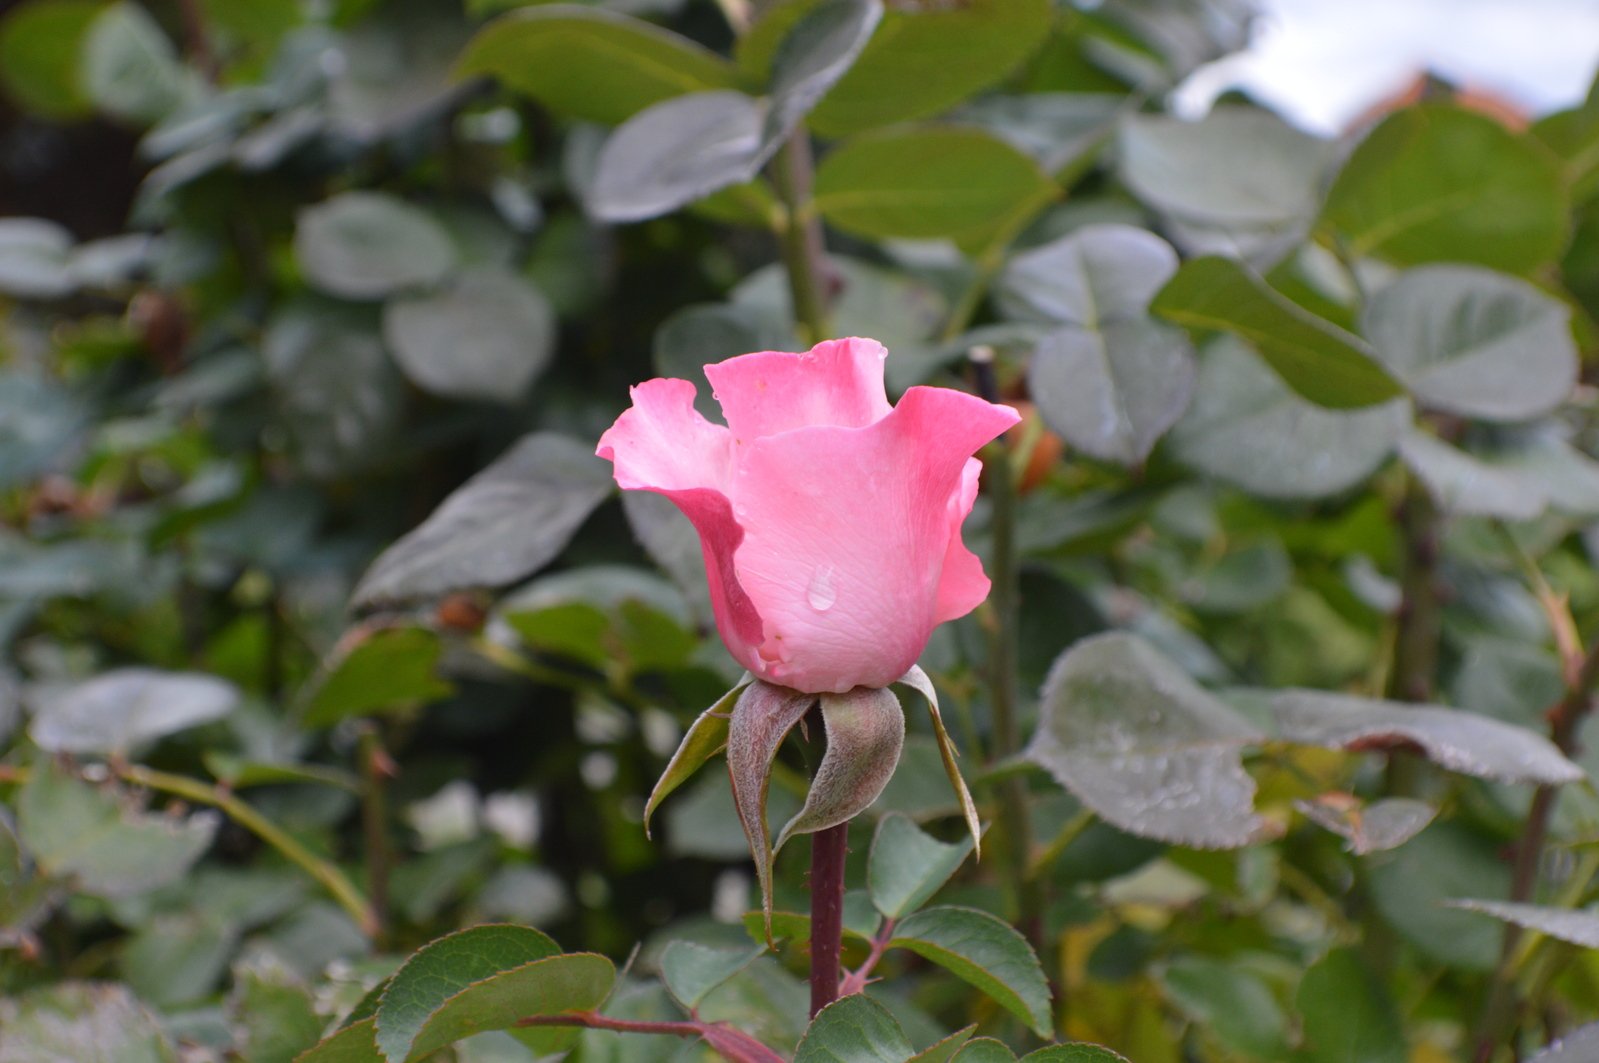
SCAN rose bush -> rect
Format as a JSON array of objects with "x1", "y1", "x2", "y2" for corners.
[{"x1": 598, "y1": 337, "x2": 1019, "y2": 694}]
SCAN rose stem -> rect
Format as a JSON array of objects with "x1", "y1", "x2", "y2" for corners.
[
  {"x1": 771, "y1": 130, "x2": 832, "y2": 345},
  {"x1": 809, "y1": 819, "x2": 849, "y2": 1018}
]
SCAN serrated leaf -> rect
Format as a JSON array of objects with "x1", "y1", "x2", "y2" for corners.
[
  {"x1": 301, "y1": 627, "x2": 453, "y2": 728},
  {"x1": 660, "y1": 941, "x2": 766, "y2": 1010},
  {"x1": 27, "y1": 668, "x2": 237, "y2": 755},
  {"x1": 1363, "y1": 265, "x2": 1577, "y2": 421},
  {"x1": 1266, "y1": 689, "x2": 1583, "y2": 785},
  {"x1": 0, "y1": 982, "x2": 178, "y2": 1063},
  {"x1": 456, "y1": 5, "x2": 737, "y2": 126},
  {"x1": 1168, "y1": 337, "x2": 1410, "y2": 500},
  {"x1": 793, "y1": 995, "x2": 914, "y2": 1063},
  {"x1": 907, "y1": 1027, "x2": 976, "y2": 1063},
  {"x1": 375, "y1": 927, "x2": 613, "y2": 1062},
  {"x1": 293, "y1": 192, "x2": 457, "y2": 300},
  {"x1": 644, "y1": 680, "x2": 749, "y2": 835},
  {"x1": 888, "y1": 906, "x2": 1053, "y2": 1039},
  {"x1": 17, "y1": 762, "x2": 217, "y2": 899},
  {"x1": 1020, "y1": 1048, "x2": 1129, "y2": 1062},
  {"x1": 1320, "y1": 104, "x2": 1567, "y2": 274},
  {"x1": 813, "y1": 127, "x2": 1056, "y2": 247},
  {"x1": 1296, "y1": 795, "x2": 1436, "y2": 855},
  {"x1": 383, "y1": 267, "x2": 556, "y2": 405},
  {"x1": 353, "y1": 433, "x2": 610, "y2": 609},
  {"x1": 895, "y1": 667, "x2": 981, "y2": 857},
  {"x1": 294, "y1": 1019, "x2": 382, "y2": 1063},
  {"x1": 727, "y1": 680, "x2": 819, "y2": 939},
  {"x1": 1152, "y1": 256, "x2": 1402, "y2": 409},
  {"x1": 1451, "y1": 899, "x2": 1599, "y2": 949},
  {"x1": 950, "y1": 1040, "x2": 1014, "y2": 1063},
  {"x1": 867, "y1": 813, "x2": 973, "y2": 920},
  {"x1": 1027, "y1": 632, "x2": 1270, "y2": 849},
  {"x1": 775, "y1": 686, "x2": 905, "y2": 853}
]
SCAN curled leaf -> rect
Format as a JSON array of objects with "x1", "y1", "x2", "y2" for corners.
[
  {"x1": 726, "y1": 680, "x2": 818, "y2": 942},
  {"x1": 774, "y1": 686, "x2": 906, "y2": 853},
  {"x1": 897, "y1": 665, "x2": 982, "y2": 857},
  {"x1": 643, "y1": 676, "x2": 751, "y2": 836}
]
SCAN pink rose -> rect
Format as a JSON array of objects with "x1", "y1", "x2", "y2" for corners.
[{"x1": 596, "y1": 337, "x2": 1020, "y2": 694}]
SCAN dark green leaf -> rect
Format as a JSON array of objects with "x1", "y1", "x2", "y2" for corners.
[
  {"x1": 764, "y1": 0, "x2": 882, "y2": 147},
  {"x1": 295, "y1": 1019, "x2": 382, "y2": 1063},
  {"x1": 1296, "y1": 950, "x2": 1404, "y2": 1063},
  {"x1": 28, "y1": 668, "x2": 238, "y2": 754},
  {"x1": 775, "y1": 686, "x2": 906, "y2": 853},
  {"x1": 660, "y1": 940, "x2": 766, "y2": 1009},
  {"x1": 950, "y1": 1040, "x2": 1015, "y2": 1063},
  {"x1": 894, "y1": 667, "x2": 981, "y2": 857},
  {"x1": 644, "y1": 680, "x2": 747, "y2": 835},
  {"x1": 383, "y1": 267, "x2": 555, "y2": 405},
  {"x1": 300, "y1": 628, "x2": 453, "y2": 728},
  {"x1": 0, "y1": 0, "x2": 100, "y2": 119},
  {"x1": 1168, "y1": 337, "x2": 1409, "y2": 500},
  {"x1": 1020, "y1": 1047, "x2": 1129, "y2": 1062},
  {"x1": 793, "y1": 994, "x2": 914, "y2": 1063},
  {"x1": 958, "y1": 93, "x2": 1122, "y2": 177},
  {"x1": 1366, "y1": 823, "x2": 1511, "y2": 971},
  {"x1": 1363, "y1": 265, "x2": 1577, "y2": 421},
  {"x1": 813, "y1": 127, "x2": 1056, "y2": 247},
  {"x1": 1157, "y1": 956, "x2": 1288, "y2": 1058},
  {"x1": 294, "y1": 193, "x2": 458, "y2": 300},
  {"x1": 889, "y1": 906, "x2": 1053, "y2": 1038},
  {"x1": 352, "y1": 433, "x2": 611, "y2": 609},
  {"x1": 867, "y1": 813, "x2": 973, "y2": 920},
  {"x1": 1151, "y1": 256, "x2": 1403, "y2": 409},
  {"x1": 456, "y1": 5, "x2": 737, "y2": 126},
  {"x1": 1027, "y1": 632, "x2": 1270, "y2": 848},
  {"x1": 1319, "y1": 104, "x2": 1567, "y2": 274},
  {"x1": 907, "y1": 1027, "x2": 976, "y2": 1063},
  {"x1": 231, "y1": 961, "x2": 325, "y2": 1063}
]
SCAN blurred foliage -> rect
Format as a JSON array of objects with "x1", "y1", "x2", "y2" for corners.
[{"x1": 2, "y1": 0, "x2": 1599, "y2": 1060}]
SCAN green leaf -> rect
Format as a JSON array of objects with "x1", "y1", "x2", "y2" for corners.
[
  {"x1": 82, "y1": 1, "x2": 191, "y2": 124},
  {"x1": 1265, "y1": 688, "x2": 1583, "y2": 785},
  {"x1": 1448, "y1": 899, "x2": 1599, "y2": 949},
  {"x1": 1020, "y1": 1048, "x2": 1129, "y2": 1062},
  {"x1": 383, "y1": 267, "x2": 556, "y2": 405},
  {"x1": 1297, "y1": 950, "x2": 1404, "y2": 1063},
  {"x1": 295, "y1": 1019, "x2": 383, "y2": 1063},
  {"x1": 1319, "y1": 104, "x2": 1567, "y2": 274},
  {"x1": 120, "y1": 912, "x2": 232, "y2": 1006},
  {"x1": 231, "y1": 961, "x2": 325, "y2": 1063},
  {"x1": 456, "y1": 5, "x2": 737, "y2": 126},
  {"x1": 793, "y1": 994, "x2": 915, "y2": 1063},
  {"x1": 1027, "y1": 632, "x2": 1269, "y2": 848},
  {"x1": 352, "y1": 433, "x2": 611, "y2": 609},
  {"x1": 1397, "y1": 430, "x2": 1547, "y2": 521},
  {"x1": 889, "y1": 906, "x2": 1053, "y2": 1039},
  {"x1": 497, "y1": 566, "x2": 697, "y2": 673},
  {"x1": 28, "y1": 667, "x2": 238, "y2": 755},
  {"x1": 763, "y1": 0, "x2": 883, "y2": 147},
  {"x1": 1529, "y1": 1022, "x2": 1599, "y2": 1061},
  {"x1": 950, "y1": 1040, "x2": 1015, "y2": 1063},
  {"x1": 999, "y1": 223, "x2": 1176, "y2": 327},
  {"x1": 301, "y1": 627, "x2": 453, "y2": 728},
  {"x1": 0, "y1": 0, "x2": 101, "y2": 120},
  {"x1": 0, "y1": 217, "x2": 75, "y2": 299},
  {"x1": 1151, "y1": 256, "x2": 1402, "y2": 409},
  {"x1": 644, "y1": 680, "x2": 748, "y2": 834},
  {"x1": 1490, "y1": 429, "x2": 1599, "y2": 519},
  {"x1": 813, "y1": 127, "x2": 1057, "y2": 247},
  {"x1": 867, "y1": 813, "x2": 973, "y2": 920},
  {"x1": 1365, "y1": 823, "x2": 1512, "y2": 970},
  {"x1": 958, "y1": 93, "x2": 1122, "y2": 178},
  {"x1": 775, "y1": 686, "x2": 906, "y2": 853},
  {"x1": 18, "y1": 761, "x2": 218, "y2": 898},
  {"x1": 1168, "y1": 337, "x2": 1409, "y2": 500},
  {"x1": 741, "y1": 909, "x2": 875, "y2": 950},
  {"x1": 1296, "y1": 795, "x2": 1436, "y2": 855},
  {"x1": 726, "y1": 680, "x2": 819, "y2": 939},
  {"x1": 587, "y1": 90, "x2": 766, "y2": 223},
  {"x1": 294, "y1": 192, "x2": 458, "y2": 300},
  {"x1": 894, "y1": 667, "x2": 981, "y2": 857},
  {"x1": 747, "y1": 0, "x2": 1052, "y2": 137},
  {"x1": 660, "y1": 940, "x2": 766, "y2": 1009},
  {"x1": 1362, "y1": 265, "x2": 1577, "y2": 421},
  {"x1": 0, "y1": 982, "x2": 178, "y2": 1063},
  {"x1": 907, "y1": 1027, "x2": 976, "y2": 1063},
  {"x1": 1157, "y1": 956, "x2": 1288, "y2": 1059},
  {"x1": 375, "y1": 926, "x2": 613, "y2": 1062}
]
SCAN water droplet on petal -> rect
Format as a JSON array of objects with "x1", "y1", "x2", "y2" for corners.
[{"x1": 806, "y1": 566, "x2": 837, "y2": 612}]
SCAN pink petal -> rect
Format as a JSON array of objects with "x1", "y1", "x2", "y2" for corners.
[
  {"x1": 933, "y1": 457, "x2": 991, "y2": 625},
  {"x1": 728, "y1": 386, "x2": 1020, "y2": 693},
  {"x1": 703, "y1": 337, "x2": 893, "y2": 442},
  {"x1": 596, "y1": 379, "x2": 764, "y2": 663}
]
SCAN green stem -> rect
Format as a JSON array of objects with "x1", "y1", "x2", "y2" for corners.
[
  {"x1": 771, "y1": 132, "x2": 832, "y2": 344},
  {"x1": 118, "y1": 763, "x2": 377, "y2": 937}
]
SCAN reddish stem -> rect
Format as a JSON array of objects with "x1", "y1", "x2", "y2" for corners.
[
  {"x1": 517, "y1": 1012, "x2": 784, "y2": 1063},
  {"x1": 810, "y1": 821, "x2": 849, "y2": 1017},
  {"x1": 838, "y1": 917, "x2": 896, "y2": 997}
]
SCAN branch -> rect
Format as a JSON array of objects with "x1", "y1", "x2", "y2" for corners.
[
  {"x1": 517, "y1": 1012, "x2": 785, "y2": 1063},
  {"x1": 838, "y1": 917, "x2": 896, "y2": 997}
]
